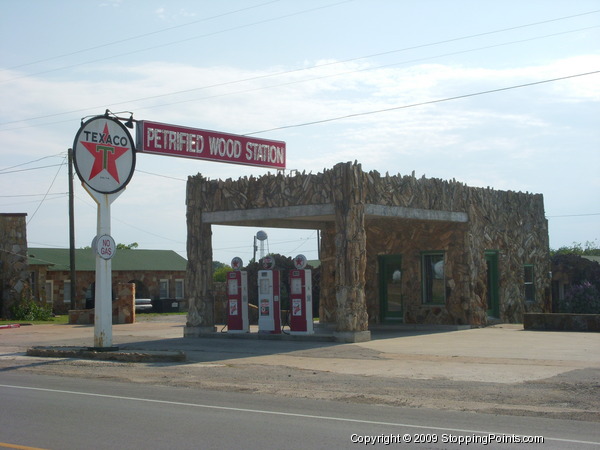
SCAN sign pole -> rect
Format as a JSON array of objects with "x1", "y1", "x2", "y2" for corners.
[
  {"x1": 73, "y1": 114, "x2": 136, "y2": 350},
  {"x1": 85, "y1": 185, "x2": 123, "y2": 349}
]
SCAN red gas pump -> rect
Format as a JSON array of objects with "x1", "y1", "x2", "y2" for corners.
[
  {"x1": 227, "y1": 257, "x2": 249, "y2": 333},
  {"x1": 258, "y1": 256, "x2": 281, "y2": 334},
  {"x1": 289, "y1": 254, "x2": 313, "y2": 334}
]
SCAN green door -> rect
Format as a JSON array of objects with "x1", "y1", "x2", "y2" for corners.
[
  {"x1": 379, "y1": 255, "x2": 403, "y2": 321},
  {"x1": 485, "y1": 251, "x2": 500, "y2": 318}
]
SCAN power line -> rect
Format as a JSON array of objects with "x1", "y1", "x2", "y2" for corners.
[
  {"x1": 1, "y1": 0, "x2": 352, "y2": 85},
  {"x1": 547, "y1": 213, "x2": 600, "y2": 218},
  {"x1": 245, "y1": 70, "x2": 600, "y2": 135},
  {"x1": 1, "y1": 15, "x2": 598, "y2": 128},
  {"x1": 5, "y1": 5, "x2": 598, "y2": 83},
  {"x1": 136, "y1": 169, "x2": 187, "y2": 182},
  {"x1": 6, "y1": 0, "x2": 282, "y2": 70},
  {"x1": 94, "y1": 25, "x2": 600, "y2": 111},
  {"x1": 131, "y1": 26, "x2": 599, "y2": 117},
  {"x1": 26, "y1": 156, "x2": 67, "y2": 225},
  {"x1": 0, "y1": 195, "x2": 67, "y2": 208},
  {"x1": 0, "y1": 153, "x2": 66, "y2": 172},
  {"x1": 0, "y1": 163, "x2": 65, "y2": 174},
  {"x1": 0, "y1": 192, "x2": 68, "y2": 198}
]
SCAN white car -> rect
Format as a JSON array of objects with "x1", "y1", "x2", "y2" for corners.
[{"x1": 135, "y1": 298, "x2": 153, "y2": 313}]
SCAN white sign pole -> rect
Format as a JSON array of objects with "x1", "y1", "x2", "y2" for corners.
[{"x1": 85, "y1": 185, "x2": 123, "y2": 348}]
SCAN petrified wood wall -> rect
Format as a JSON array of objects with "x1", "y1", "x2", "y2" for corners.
[
  {"x1": 0, "y1": 213, "x2": 29, "y2": 320},
  {"x1": 186, "y1": 161, "x2": 550, "y2": 328},
  {"x1": 332, "y1": 163, "x2": 368, "y2": 332},
  {"x1": 366, "y1": 219, "x2": 471, "y2": 325},
  {"x1": 185, "y1": 175, "x2": 215, "y2": 331}
]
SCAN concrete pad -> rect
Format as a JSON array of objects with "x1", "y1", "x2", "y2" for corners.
[
  {"x1": 26, "y1": 346, "x2": 186, "y2": 363},
  {"x1": 2, "y1": 318, "x2": 598, "y2": 385}
]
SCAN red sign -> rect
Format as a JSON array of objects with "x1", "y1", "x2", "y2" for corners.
[{"x1": 136, "y1": 120, "x2": 286, "y2": 169}]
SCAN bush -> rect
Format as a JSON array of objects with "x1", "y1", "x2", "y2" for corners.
[
  {"x1": 10, "y1": 299, "x2": 53, "y2": 321},
  {"x1": 560, "y1": 281, "x2": 600, "y2": 314}
]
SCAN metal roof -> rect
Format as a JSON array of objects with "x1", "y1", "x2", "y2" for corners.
[{"x1": 28, "y1": 248, "x2": 187, "y2": 272}]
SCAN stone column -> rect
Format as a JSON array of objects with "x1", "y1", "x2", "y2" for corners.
[
  {"x1": 115, "y1": 282, "x2": 135, "y2": 324},
  {"x1": 318, "y1": 223, "x2": 336, "y2": 326},
  {"x1": 0, "y1": 213, "x2": 29, "y2": 320},
  {"x1": 332, "y1": 163, "x2": 370, "y2": 342},
  {"x1": 184, "y1": 177, "x2": 216, "y2": 336}
]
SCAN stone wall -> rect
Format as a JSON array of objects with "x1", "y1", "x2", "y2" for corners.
[
  {"x1": 524, "y1": 313, "x2": 600, "y2": 332},
  {"x1": 68, "y1": 282, "x2": 136, "y2": 324},
  {"x1": 365, "y1": 219, "x2": 471, "y2": 325},
  {"x1": 362, "y1": 171, "x2": 550, "y2": 324},
  {"x1": 0, "y1": 214, "x2": 29, "y2": 319},
  {"x1": 186, "y1": 162, "x2": 550, "y2": 328},
  {"x1": 41, "y1": 269, "x2": 186, "y2": 314},
  {"x1": 185, "y1": 176, "x2": 216, "y2": 333}
]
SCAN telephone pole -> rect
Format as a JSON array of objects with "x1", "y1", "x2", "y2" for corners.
[{"x1": 68, "y1": 148, "x2": 77, "y2": 310}]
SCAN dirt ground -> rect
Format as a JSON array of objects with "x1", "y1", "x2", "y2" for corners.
[
  {"x1": 1, "y1": 318, "x2": 598, "y2": 423},
  {"x1": 6, "y1": 357, "x2": 598, "y2": 422}
]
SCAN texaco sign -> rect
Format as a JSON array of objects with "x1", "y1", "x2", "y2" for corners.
[{"x1": 73, "y1": 116, "x2": 136, "y2": 194}]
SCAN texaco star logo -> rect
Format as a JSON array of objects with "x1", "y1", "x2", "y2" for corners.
[
  {"x1": 231, "y1": 257, "x2": 243, "y2": 271},
  {"x1": 294, "y1": 254, "x2": 307, "y2": 269},
  {"x1": 81, "y1": 123, "x2": 130, "y2": 183},
  {"x1": 73, "y1": 116, "x2": 135, "y2": 194}
]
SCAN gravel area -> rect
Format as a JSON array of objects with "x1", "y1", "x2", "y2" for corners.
[{"x1": 1, "y1": 316, "x2": 598, "y2": 422}]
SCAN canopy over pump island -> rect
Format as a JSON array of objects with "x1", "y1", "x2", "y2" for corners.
[{"x1": 185, "y1": 162, "x2": 550, "y2": 342}]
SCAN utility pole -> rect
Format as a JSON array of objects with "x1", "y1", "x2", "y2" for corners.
[{"x1": 68, "y1": 148, "x2": 77, "y2": 310}]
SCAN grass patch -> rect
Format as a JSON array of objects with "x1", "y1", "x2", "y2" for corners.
[
  {"x1": 0, "y1": 312, "x2": 186, "y2": 326},
  {"x1": 136, "y1": 312, "x2": 187, "y2": 318},
  {"x1": 0, "y1": 315, "x2": 69, "y2": 326}
]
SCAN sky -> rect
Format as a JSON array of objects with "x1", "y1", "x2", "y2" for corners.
[{"x1": 1, "y1": 0, "x2": 599, "y2": 266}]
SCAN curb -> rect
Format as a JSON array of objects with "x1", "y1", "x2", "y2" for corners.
[{"x1": 26, "y1": 346, "x2": 186, "y2": 363}]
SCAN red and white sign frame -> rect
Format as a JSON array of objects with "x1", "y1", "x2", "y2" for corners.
[{"x1": 73, "y1": 116, "x2": 136, "y2": 194}]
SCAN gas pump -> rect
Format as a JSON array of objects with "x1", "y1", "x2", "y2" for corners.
[
  {"x1": 289, "y1": 254, "x2": 314, "y2": 335},
  {"x1": 257, "y1": 256, "x2": 281, "y2": 334},
  {"x1": 227, "y1": 257, "x2": 249, "y2": 333}
]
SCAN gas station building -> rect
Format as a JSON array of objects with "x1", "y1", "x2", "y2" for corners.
[{"x1": 184, "y1": 161, "x2": 551, "y2": 342}]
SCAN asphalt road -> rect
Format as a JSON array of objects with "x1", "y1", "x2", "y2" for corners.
[{"x1": 1, "y1": 371, "x2": 599, "y2": 450}]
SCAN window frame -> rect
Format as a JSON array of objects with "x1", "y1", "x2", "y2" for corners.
[
  {"x1": 159, "y1": 279, "x2": 169, "y2": 299},
  {"x1": 45, "y1": 280, "x2": 54, "y2": 304},
  {"x1": 175, "y1": 279, "x2": 184, "y2": 299},
  {"x1": 63, "y1": 280, "x2": 71, "y2": 303},
  {"x1": 524, "y1": 264, "x2": 535, "y2": 302},
  {"x1": 421, "y1": 251, "x2": 446, "y2": 305}
]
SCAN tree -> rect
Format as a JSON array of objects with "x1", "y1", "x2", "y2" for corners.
[
  {"x1": 116, "y1": 242, "x2": 139, "y2": 250},
  {"x1": 213, "y1": 264, "x2": 233, "y2": 282},
  {"x1": 212, "y1": 260, "x2": 227, "y2": 271},
  {"x1": 551, "y1": 240, "x2": 600, "y2": 256},
  {"x1": 82, "y1": 242, "x2": 139, "y2": 250}
]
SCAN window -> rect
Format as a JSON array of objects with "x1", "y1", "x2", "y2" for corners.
[
  {"x1": 30, "y1": 271, "x2": 37, "y2": 298},
  {"x1": 524, "y1": 265, "x2": 535, "y2": 302},
  {"x1": 159, "y1": 279, "x2": 169, "y2": 299},
  {"x1": 175, "y1": 279, "x2": 184, "y2": 299},
  {"x1": 45, "y1": 280, "x2": 53, "y2": 303},
  {"x1": 64, "y1": 281, "x2": 71, "y2": 303},
  {"x1": 422, "y1": 252, "x2": 445, "y2": 304}
]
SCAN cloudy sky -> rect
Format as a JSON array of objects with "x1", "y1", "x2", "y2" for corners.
[{"x1": 1, "y1": 0, "x2": 598, "y2": 265}]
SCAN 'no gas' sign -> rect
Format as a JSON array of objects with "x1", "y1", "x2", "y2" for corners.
[{"x1": 93, "y1": 234, "x2": 116, "y2": 260}]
